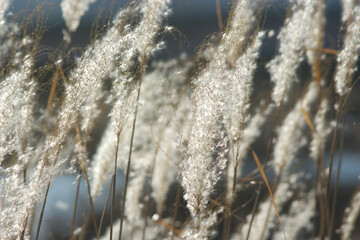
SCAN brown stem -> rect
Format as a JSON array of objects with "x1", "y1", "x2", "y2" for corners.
[
  {"x1": 329, "y1": 114, "x2": 346, "y2": 239},
  {"x1": 35, "y1": 181, "x2": 51, "y2": 240},
  {"x1": 119, "y1": 56, "x2": 147, "y2": 240},
  {"x1": 98, "y1": 176, "x2": 115, "y2": 239},
  {"x1": 70, "y1": 174, "x2": 81, "y2": 240}
]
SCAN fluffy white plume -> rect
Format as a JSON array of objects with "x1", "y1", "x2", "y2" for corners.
[
  {"x1": 61, "y1": 0, "x2": 97, "y2": 33},
  {"x1": 334, "y1": 6, "x2": 360, "y2": 96}
]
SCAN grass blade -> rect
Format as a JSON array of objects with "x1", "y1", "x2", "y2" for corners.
[{"x1": 251, "y1": 150, "x2": 286, "y2": 240}]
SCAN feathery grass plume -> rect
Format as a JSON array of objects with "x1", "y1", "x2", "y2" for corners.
[
  {"x1": 107, "y1": 0, "x2": 171, "y2": 77},
  {"x1": 48, "y1": 3, "x2": 136, "y2": 146},
  {"x1": 305, "y1": 0, "x2": 324, "y2": 70},
  {"x1": 201, "y1": 0, "x2": 255, "y2": 64},
  {"x1": 0, "y1": 21, "x2": 16, "y2": 62},
  {"x1": 61, "y1": 0, "x2": 97, "y2": 33},
  {"x1": 0, "y1": 150, "x2": 71, "y2": 239},
  {"x1": 0, "y1": 0, "x2": 11, "y2": 23},
  {"x1": 341, "y1": 0, "x2": 355, "y2": 23},
  {"x1": 80, "y1": 73, "x2": 105, "y2": 138},
  {"x1": 0, "y1": 0, "x2": 13, "y2": 50},
  {"x1": 273, "y1": 81, "x2": 318, "y2": 176},
  {"x1": 149, "y1": 58, "x2": 192, "y2": 215},
  {"x1": 132, "y1": 0, "x2": 171, "y2": 58},
  {"x1": 225, "y1": 32, "x2": 265, "y2": 204},
  {"x1": 90, "y1": 0, "x2": 171, "y2": 200},
  {"x1": 334, "y1": 6, "x2": 360, "y2": 97},
  {"x1": 220, "y1": 0, "x2": 255, "y2": 63},
  {"x1": 179, "y1": 55, "x2": 231, "y2": 234},
  {"x1": 341, "y1": 188, "x2": 360, "y2": 240},
  {"x1": 151, "y1": 105, "x2": 192, "y2": 214},
  {"x1": 102, "y1": 0, "x2": 172, "y2": 230},
  {"x1": 310, "y1": 97, "x2": 332, "y2": 160},
  {"x1": 267, "y1": 0, "x2": 319, "y2": 106},
  {"x1": 180, "y1": 0, "x2": 262, "y2": 217},
  {"x1": 15, "y1": 3, "x2": 141, "y2": 236},
  {"x1": 0, "y1": 54, "x2": 36, "y2": 165},
  {"x1": 273, "y1": 190, "x2": 316, "y2": 240},
  {"x1": 90, "y1": 122, "x2": 125, "y2": 199},
  {"x1": 0, "y1": 149, "x2": 35, "y2": 238},
  {"x1": 0, "y1": 20, "x2": 34, "y2": 69},
  {"x1": 125, "y1": 58, "x2": 191, "y2": 226},
  {"x1": 64, "y1": 0, "x2": 171, "y2": 188},
  {"x1": 180, "y1": 49, "x2": 230, "y2": 217},
  {"x1": 35, "y1": 5, "x2": 129, "y2": 167},
  {"x1": 89, "y1": 0, "x2": 171, "y2": 200},
  {"x1": 226, "y1": 31, "x2": 264, "y2": 143},
  {"x1": 89, "y1": 109, "x2": 136, "y2": 199},
  {"x1": 109, "y1": 0, "x2": 171, "y2": 138}
]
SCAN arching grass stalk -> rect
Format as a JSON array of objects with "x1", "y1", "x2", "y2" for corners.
[
  {"x1": 328, "y1": 113, "x2": 346, "y2": 240},
  {"x1": 98, "y1": 175, "x2": 114, "y2": 239},
  {"x1": 110, "y1": 133, "x2": 121, "y2": 240},
  {"x1": 34, "y1": 181, "x2": 50, "y2": 240},
  {"x1": 118, "y1": 55, "x2": 148, "y2": 240},
  {"x1": 246, "y1": 105, "x2": 281, "y2": 240},
  {"x1": 70, "y1": 171, "x2": 81, "y2": 240}
]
